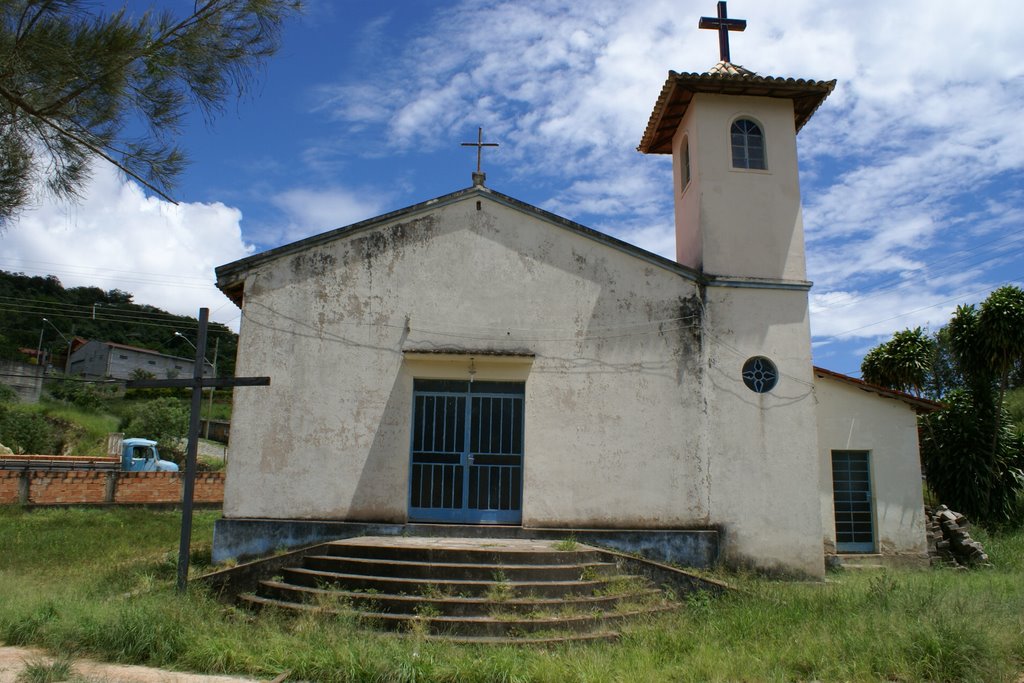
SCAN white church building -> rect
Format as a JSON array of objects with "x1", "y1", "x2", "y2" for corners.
[{"x1": 212, "y1": 18, "x2": 935, "y2": 578}]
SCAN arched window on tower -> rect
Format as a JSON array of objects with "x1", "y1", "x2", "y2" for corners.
[{"x1": 731, "y1": 118, "x2": 766, "y2": 170}]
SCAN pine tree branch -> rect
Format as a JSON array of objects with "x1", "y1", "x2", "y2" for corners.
[
  {"x1": 35, "y1": 0, "x2": 262, "y2": 119},
  {"x1": 0, "y1": 81, "x2": 177, "y2": 202},
  {"x1": 14, "y1": 0, "x2": 57, "y2": 46}
]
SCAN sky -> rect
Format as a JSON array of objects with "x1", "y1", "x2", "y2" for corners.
[{"x1": 2, "y1": 0, "x2": 1023, "y2": 375}]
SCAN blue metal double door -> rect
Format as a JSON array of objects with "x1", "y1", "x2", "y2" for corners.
[{"x1": 409, "y1": 379, "x2": 524, "y2": 524}]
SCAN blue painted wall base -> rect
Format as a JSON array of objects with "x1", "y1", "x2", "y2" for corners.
[{"x1": 212, "y1": 517, "x2": 720, "y2": 568}]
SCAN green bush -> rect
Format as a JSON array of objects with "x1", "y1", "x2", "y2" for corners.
[
  {"x1": 119, "y1": 398, "x2": 188, "y2": 457},
  {"x1": 0, "y1": 383, "x2": 17, "y2": 404},
  {"x1": 46, "y1": 375, "x2": 116, "y2": 412},
  {"x1": 921, "y1": 389, "x2": 1024, "y2": 526},
  {"x1": 1007, "y1": 387, "x2": 1024, "y2": 436},
  {"x1": 0, "y1": 404, "x2": 60, "y2": 454}
]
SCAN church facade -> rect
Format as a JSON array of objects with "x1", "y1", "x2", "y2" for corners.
[{"x1": 213, "y1": 56, "x2": 932, "y2": 578}]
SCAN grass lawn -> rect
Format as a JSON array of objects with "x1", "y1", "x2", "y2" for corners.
[{"x1": 0, "y1": 506, "x2": 1022, "y2": 682}]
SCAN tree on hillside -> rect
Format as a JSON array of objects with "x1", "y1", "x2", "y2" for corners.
[
  {"x1": 862, "y1": 286, "x2": 1024, "y2": 524},
  {"x1": 0, "y1": 0, "x2": 300, "y2": 224},
  {"x1": 0, "y1": 270, "x2": 239, "y2": 377}
]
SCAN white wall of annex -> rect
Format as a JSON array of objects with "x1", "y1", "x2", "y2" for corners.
[{"x1": 815, "y1": 377, "x2": 928, "y2": 562}]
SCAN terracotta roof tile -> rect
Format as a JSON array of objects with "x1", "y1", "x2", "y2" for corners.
[{"x1": 638, "y1": 64, "x2": 836, "y2": 154}]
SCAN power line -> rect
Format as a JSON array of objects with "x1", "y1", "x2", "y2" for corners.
[
  {"x1": 0, "y1": 258, "x2": 216, "y2": 290},
  {"x1": 0, "y1": 298, "x2": 238, "y2": 333},
  {"x1": 815, "y1": 277, "x2": 1023, "y2": 341},
  {"x1": 811, "y1": 233, "x2": 1024, "y2": 314}
]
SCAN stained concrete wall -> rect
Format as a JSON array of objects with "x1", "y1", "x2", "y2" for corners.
[
  {"x1": 0, "y1": 360, "x2": 43, "y2": 402},
  {"x1": 815, "y1": 376, "x2": 928, "y2": 563},
  {"x1": 702, "y1": 285, "x2": 823, "y2": 576},
  {"x1": 222, "y1": 189, "x2": 828, "y2": 577},
  {"x1": 226, "y1": 193, "x2": 707, "y2": 527}
]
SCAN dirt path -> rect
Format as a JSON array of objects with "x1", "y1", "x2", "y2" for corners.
[{"x1": 0, "y1": 646, "x2": 265, "y2": 683}]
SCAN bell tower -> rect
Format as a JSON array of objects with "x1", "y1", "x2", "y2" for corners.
[
  {"x1": 637, "y1": 3, "x2": 838, "y2": 576},
  {"x1": 638, "y1": 3, "x2": 834, "y2": 282}
]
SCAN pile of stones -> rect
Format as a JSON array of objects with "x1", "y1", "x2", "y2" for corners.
[{"x1": 925, "y1": 505, "x2": 992, "y2": 568}]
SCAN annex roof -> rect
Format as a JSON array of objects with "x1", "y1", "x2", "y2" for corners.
[
  {"x1": 813, "y1": 366, "x2": 943, "y2": 413},
  {"x1": 85, "y1": 340, "x2": 202, "y2": 365},
  {"x1": 215, "y1": 184, "x2": 705, "y2": 307},
  {"x1": 638, "y1": 62, "x2": 836, "y2": 154}
]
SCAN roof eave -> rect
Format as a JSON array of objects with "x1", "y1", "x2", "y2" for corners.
[
  {"x1": 215, "y1": 185, "x2": 706, "y2": 309},
  {"x1": 638, "y1": 70, "x2": 837, "y2": 155},
  {"x1": 813, "y1": 366, "x2": 943, "y2": 413}
]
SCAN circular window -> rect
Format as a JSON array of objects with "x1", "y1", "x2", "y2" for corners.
[{"x1": 742, "y1": 356, "x2": 778, "y2": 393}]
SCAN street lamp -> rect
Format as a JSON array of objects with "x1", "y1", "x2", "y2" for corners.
[
  {"x1": 173, "y1": 331, "x2": 197, "y2": 351},
  {"x1": 42, "y1": 318, "x2": 72, "y2": 374}
]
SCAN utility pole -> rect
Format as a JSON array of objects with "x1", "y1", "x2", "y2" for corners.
[
  {"x1": 42, "y1": 318, "x2": 72, "y2": 374},
  {"x1": 206, "y1": 337, "x2": 219, "y2": 439}
]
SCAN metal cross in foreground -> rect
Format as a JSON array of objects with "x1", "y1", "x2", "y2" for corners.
[
  {"x1": 461, "y1": 127, "x2": 499, "y2": 185},
  {"x1": 698, "y1": 1, "x2": 746, "y2": 63},
  {"x1": 126, "y1": 308, "x2": 269, "y2": 593}
]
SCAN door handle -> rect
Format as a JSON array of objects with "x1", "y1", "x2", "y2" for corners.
[{"x1": 467, "y1": 453, "x2": 475, "y2": 465}]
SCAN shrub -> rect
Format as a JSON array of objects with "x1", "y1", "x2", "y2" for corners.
[
  {"x1": 921, "y1": 389, "x2": 1024, "y2": 526},
  {"x1": 0, "y1": 383, "x2": 18, "y2": 404},
  {"x1": 46, "y1": 375, "x2": 116, "y2": 412},
  {"x1": 0, "y1": 405, "x2": 60, "y2": 454},
  {"x1": 119, "y1": 398, "x2": 188, "y2": 458}
]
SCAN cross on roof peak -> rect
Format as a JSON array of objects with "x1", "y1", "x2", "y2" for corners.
[
  {"x1": 461, "y1": 127, "x2": 499, "y2": 186},
  {"x1": 698, "y1": 1, "x2": 746, "y2": 64}
]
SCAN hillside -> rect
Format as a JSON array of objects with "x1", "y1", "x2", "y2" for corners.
[{"x1": 0, "y1": 271, "x2": 237, "y2": 377}]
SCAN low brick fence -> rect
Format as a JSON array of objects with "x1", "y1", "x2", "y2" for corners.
[{"x1": 0, "y1": 470, "x2": 224, "y2": 506}]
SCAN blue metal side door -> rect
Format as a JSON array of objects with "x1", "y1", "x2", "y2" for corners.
[{"x1": 832, "y1": 450, "x2": 875, "y2": 553}]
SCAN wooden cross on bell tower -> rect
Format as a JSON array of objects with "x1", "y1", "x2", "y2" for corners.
[{"x1": 699, "y1": 1, "x2": 746, "y2": 63}]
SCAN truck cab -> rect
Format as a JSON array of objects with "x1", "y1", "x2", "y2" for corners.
[{"x1": 121, "y1": 438, "x2": 179, "y2": 472}]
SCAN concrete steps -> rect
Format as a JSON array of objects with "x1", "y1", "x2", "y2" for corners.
[
  {"x1": 238, "y1": 536, "x2": 675, "y2": 643},
  {"x1": 831, "y1": 553, "x2": 887, "y2": 570}
]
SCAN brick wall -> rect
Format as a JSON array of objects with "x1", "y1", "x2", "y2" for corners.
[
  {"x1": 30, "y1": 471, "x2": 108, "y2": 504},
  {"x1": 0, "y1": 471, "x2": 20, "y2": 504},
  {"x1": 0, "y1": 470, "x2": 223, "y2": 505},
  {"x1": 113, "y1": 472, "x2": 183, "y2": 504},
  {"x1": 193, "y1": 473, "x2": 226, "y2": 503}
]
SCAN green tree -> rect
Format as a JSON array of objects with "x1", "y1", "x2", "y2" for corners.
[
  {"x1": 0, "y1": 0, "x2": 300, "y2": 223},
  {"x1": 861, "y1": 286, "x2": 1024, "y2": 525},
  {"x1": 860, "y1": 327, "x2": 935, "y2": 396},
  {"x1": 921, "y1": 389, "x2": 1024, "y2": 523},
  {"x1": 120, "y1": 397, "x2": 188, "y2": 458}
]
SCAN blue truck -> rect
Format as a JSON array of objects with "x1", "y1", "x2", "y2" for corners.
[
  {"x1": 120, "y1": 438, "x2": 180, "y2": 472},
  {"x1": 0, "y1": 437, "x2": 179, "y2": 472}
]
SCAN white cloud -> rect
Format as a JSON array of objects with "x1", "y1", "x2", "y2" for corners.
[
  {"x1": 0, "y1": 165, "x2": 253, "y2": 329},
  {"x1": 266, "y1": 187, "x2": 390, "y2": 244},
  {"x1": 302, "y1": 1, "x2": 1024, "y2": 363},
  {"x1": 14, "y1": 0, "x2": 1020, "y2": 370}
]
